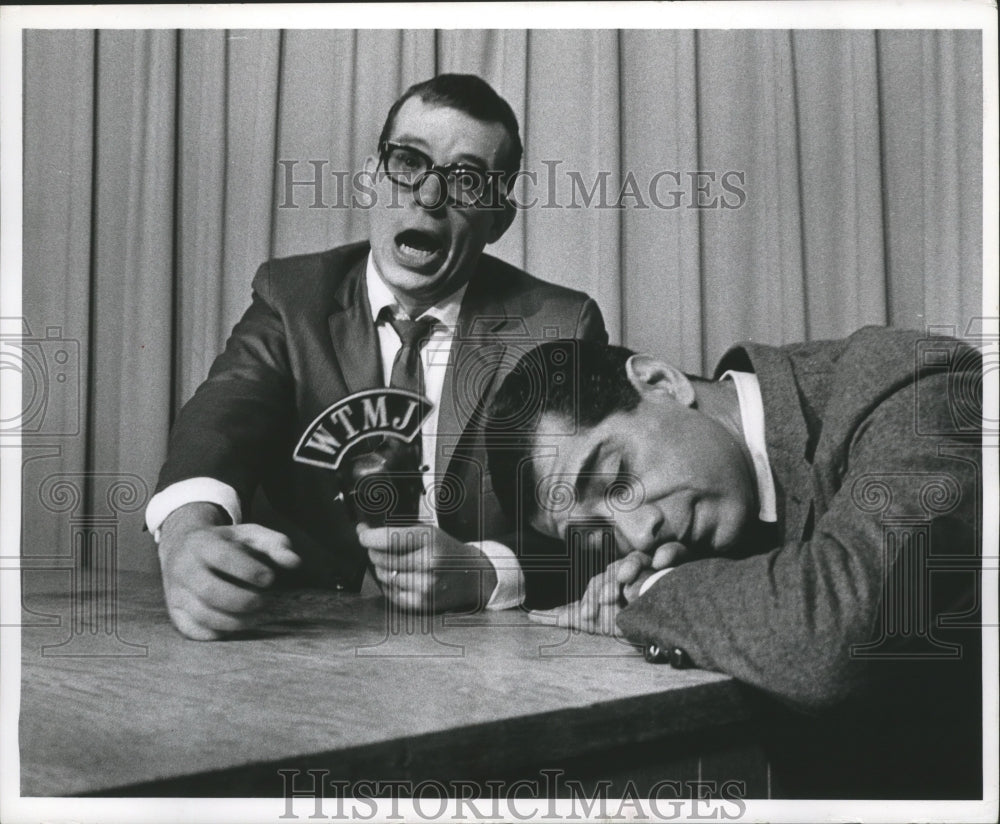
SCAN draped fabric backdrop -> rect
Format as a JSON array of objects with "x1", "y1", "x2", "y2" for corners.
[{"x1": 21, "y1": 29, "x2": 983, "y2": 570}]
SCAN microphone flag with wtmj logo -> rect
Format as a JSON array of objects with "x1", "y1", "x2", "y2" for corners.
[
  {"x1": 293, "y1": 388, "x2": 432, "y2": 470},
  {"x1": 293, "y1": 388, "x2": 434, "y2": 526}
]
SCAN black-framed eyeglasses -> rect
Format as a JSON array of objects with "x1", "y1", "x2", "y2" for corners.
[{"x1": 377, "y1": 140, "x2": 508, "y2": 208}]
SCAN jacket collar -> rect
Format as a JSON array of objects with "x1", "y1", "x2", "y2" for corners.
[{"x1": 716, "y1": 341, "x2": 814, "y2": 543}]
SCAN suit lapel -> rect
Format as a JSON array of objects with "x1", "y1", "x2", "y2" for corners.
[
  {"x1": 437, "y1": 266, "x2": 521, "y2": 479},
  {"x1": 326, "y1": 256, "x2": 382, "y2": 397}
]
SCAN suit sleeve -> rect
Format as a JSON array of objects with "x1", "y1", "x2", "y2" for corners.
[
  {"x1": 155, "y1": 262, "x2": 295, "y2": 513},
  {"x1": 616, "y1": 372, "x2": 979, "y2": 712}
]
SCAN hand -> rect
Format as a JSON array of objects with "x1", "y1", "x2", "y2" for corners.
[
  {"x1": 529, "y1": 550, "x2": 654, "y2": 635},
  {"x1": 618, "y1": 549, "x2": 658, "y2": 603},
  {"x1": 157, "y1": 502, "x2": 300, "y2": 640},
  {"x1": 649, "y1": 540, "x2": 693, "y2": 570},
  {"x1": 357, "y1": 522, "x2": 498, "y2": 613}
]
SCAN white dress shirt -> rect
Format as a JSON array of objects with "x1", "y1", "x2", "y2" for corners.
[
  {"x1": 638, "y1": 370, "x2": 777, "y2": 597},
  {"x1": 145, "y1": 253, "x2": 525, "y2": 610}
]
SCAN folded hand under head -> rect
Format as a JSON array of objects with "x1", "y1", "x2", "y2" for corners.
[{"x1": 528, "y1": 541, "x2": 693, "y2": 636}]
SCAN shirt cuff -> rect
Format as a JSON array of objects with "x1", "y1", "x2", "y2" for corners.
[
  {"x1": 145, "y1": 478, "x2": 242, "y2": 542},
  {"x1": 470, "y1": 540, "x2": 526, "y2": 610},
  {"x1": 638, "y1": 567, "x2": 676, "y2": 598}
]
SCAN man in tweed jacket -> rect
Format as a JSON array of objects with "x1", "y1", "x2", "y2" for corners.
[{"x1": 486, "y1": 327, "x2": 982, "y2": 797}]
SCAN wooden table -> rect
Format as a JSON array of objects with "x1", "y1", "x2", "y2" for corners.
[{"x1": 18, "y1": 568, "x2": 768, "y2": 798}]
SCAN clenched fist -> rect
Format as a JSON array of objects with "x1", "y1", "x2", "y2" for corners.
[{"x1": 157, "y1": 502, "x2": 300, "y2": 640}]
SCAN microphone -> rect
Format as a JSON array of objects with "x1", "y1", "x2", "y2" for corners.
[{"x1": 293, "y1": 388, "x2": 434, "y2": 526}]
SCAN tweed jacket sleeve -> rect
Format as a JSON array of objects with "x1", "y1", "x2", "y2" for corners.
[{"x1": 617, "y1": 328, "x2": 981, "y2": 712}]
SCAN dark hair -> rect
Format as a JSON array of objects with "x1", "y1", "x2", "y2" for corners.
[
  {"x1": 485, "y1": 340, "x2": 640, "y2": 524},
  {"x1": 378, "y1": 74, "x2": 523, "y2": 185}
]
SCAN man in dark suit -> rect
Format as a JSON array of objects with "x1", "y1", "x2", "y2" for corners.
[
  {"x1": 147, "y1": 74, "x2": 607, "y2": 640},
  {"x1": 486, "y1": 328, "x2": 983, "y2": 797}
]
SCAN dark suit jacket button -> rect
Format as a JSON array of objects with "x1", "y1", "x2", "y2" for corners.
[
  {"x1": 334, "y1": 580, "x2": 346, "y2": 591},
  {"x1": 668, "y1": 647, "x2": 692, "y2": 669},
  {"x1": 643, "y1": 644, "x2": 670, "y2": 664}
]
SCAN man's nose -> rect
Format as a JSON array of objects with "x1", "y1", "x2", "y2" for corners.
[
  {"x1": 413, "y1": 171, "x2": 447, "y2": 212},
  {"x1": 615, "y1": 505, "x2": 663, "y2": 554}
]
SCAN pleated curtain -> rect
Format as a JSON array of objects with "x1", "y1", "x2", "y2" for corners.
[{"x1": 21, "y1": 29, "x2": 983, "y2": 569}]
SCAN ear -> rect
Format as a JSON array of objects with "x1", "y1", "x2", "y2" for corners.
[
  {"x1": 625, "y1": 354, "x2": 695, "y2": 407},
  {"x1": 484, "y1": 200, "x2": 517, "y2": 244}
]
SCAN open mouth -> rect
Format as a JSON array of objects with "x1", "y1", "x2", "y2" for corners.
[{"x1": 393, "y1": 229, "x2": 446, "y2": 271}]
